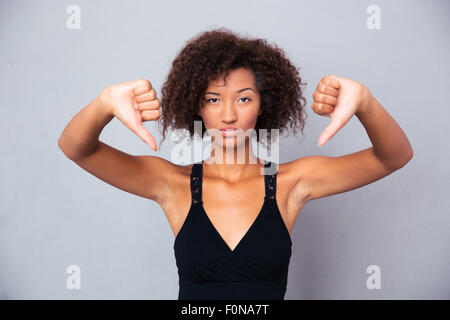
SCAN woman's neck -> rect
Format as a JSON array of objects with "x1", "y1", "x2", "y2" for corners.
[{"x1": 204, "y1": 139, "x2": 265, "y2": 182}]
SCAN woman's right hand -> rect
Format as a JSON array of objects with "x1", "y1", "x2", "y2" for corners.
[{"x1": 99, "y1": 79, "x2": 160, "y2": 151}]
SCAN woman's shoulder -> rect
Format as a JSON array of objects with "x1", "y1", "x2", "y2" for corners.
[
  {"x1": 150, "y1": 159, "x2": 194, "y2": 207},
  {"x1": 278, "y1": 156, "x2": 313, "y2": 176},
  {"x1": 277, "y1": 157, "x2": 311, "y2": 197}
]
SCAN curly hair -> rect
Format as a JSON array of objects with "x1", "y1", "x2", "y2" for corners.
[{"x1": 157, "y1": 27, "x2": 308, "y2": 148}]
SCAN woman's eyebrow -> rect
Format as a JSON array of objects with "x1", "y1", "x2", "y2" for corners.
[{"x1": 205, "y1": 88, "x2": 256, "y2": 95}]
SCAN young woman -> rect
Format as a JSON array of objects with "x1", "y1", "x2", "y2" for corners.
[{"x1": 57, "y1": 28, "x2": 413, "y2": 300}]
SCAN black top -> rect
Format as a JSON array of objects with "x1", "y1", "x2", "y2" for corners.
[{"x1": 173, "y1": 160, "x2": 292, "y2": 300}]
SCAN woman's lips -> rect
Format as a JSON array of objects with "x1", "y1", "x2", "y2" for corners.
[{"x1": 219, "y1": 128, "x2": 238, "y2": 137}]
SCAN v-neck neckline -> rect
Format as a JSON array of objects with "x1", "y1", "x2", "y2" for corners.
[
  {"x1": 201, "y1": 199, "x2": 267, "y2": 254},
  {"x1": 198, "y1": 160, "x2": 269, "y2": 253}
]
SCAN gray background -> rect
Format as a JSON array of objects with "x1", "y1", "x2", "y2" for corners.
[{"x1": 1, "y1": 0, "x2": 448, "y2": 299}]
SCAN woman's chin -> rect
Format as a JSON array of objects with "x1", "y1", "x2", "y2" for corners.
[{"x1": 216, "y1": 136, "x2": 247, "y2": 148}]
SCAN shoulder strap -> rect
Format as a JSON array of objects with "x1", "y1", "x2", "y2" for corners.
[
  {"x1": 264, "y1": 161, "x2": 277, "y2": 200},
  {"x1": 190, "y1": 160, "x2": 203, "y2": 204}
]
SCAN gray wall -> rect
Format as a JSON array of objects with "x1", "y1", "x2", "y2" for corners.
[{"x1": 1, "y1": 0, "x2": 448, "y2": 299}]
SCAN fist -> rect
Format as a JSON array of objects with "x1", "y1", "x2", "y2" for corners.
[
  {"x1": 311, "y1": 75, "x2": 341, "y2": 118},
  {"x1": 100, "y1": 79, "x2": 160, "y2": 151},
  {"x1": 312, "y1": 75, "x2": 368, "y2": 147}
]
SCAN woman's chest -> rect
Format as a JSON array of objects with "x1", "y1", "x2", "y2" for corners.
[{"x1": 162, "y1": 169, "x2": 307, "y2": 242}]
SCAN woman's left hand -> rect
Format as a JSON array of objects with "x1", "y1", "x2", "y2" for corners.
[{"x1": 312, "y1": 75, "x2": 370, "y2": 147}]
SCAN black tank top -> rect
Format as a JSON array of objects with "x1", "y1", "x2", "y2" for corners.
[{"x1": 173, "y1": 160, "x2": 292, "y2": 300}]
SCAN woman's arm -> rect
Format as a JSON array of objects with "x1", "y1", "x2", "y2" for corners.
[
  {"x1": 57, "y1": 80, "x2": 178, "y2": 204},
  {"x1": 354, "y1": 88, "x2": 413, "y2": 170},
  {"x1": 286, "y1": 75, "x2": 413, "y2": 202},
  {"x1": 57, "y1": 92, "x2": 114, "y2": 160}
]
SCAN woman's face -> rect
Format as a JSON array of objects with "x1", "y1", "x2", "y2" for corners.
[{"x1": 199, "y1": 67, "x2": 262, "y2": 153}]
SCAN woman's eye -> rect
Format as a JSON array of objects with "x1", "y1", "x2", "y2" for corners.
[{"x1": 205, "y1": 97, "x2": 251, "y2": 103}]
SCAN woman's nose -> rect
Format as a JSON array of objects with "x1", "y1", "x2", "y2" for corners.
[{"x1": 221, "y1": 101, "x2": 238, "y2": 122}]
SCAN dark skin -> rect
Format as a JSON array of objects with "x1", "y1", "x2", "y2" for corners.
[{"x1": 58, "y1": 68, "x2": 413, "y2": 252}]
